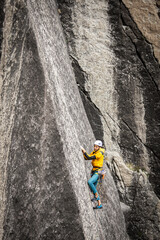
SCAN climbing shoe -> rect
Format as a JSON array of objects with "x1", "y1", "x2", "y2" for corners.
[
  {"x1": 93, "y1": 204, "x2": 103, "y2": 210},
  {"x1": 91, "y1": 197, "x2": 97, "y2": 202}
]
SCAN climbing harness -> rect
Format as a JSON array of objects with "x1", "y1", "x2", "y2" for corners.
[
  {"x1": 91, "y1": 168, "x2": 106, "y2": 183},
  {"x1": 98, "y1": 169, "x2": 106, "y2": 184}
]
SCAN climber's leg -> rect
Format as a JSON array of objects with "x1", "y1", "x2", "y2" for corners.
[
  {"x1": 88, "y1": 174, "x2": 102, "y2": 207},
  {"x1": 88, "y1": 173, "x2": 99, "y2": 195},
  {"x1": 88, "y1": 173, "x2": 103, "y2": 209}
]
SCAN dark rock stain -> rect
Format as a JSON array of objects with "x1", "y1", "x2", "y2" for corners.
[{"x1": 108, "y1": 0, "x2": 160, "y2": 196}]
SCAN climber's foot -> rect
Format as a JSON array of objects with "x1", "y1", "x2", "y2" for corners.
[
  {"x1": 91, "y1": 197, "x2": 97, "y2": 202},
  {"x1": 93, "y1": 204, "x2": 103, "y2": 209}
]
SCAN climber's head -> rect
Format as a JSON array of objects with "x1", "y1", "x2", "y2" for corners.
[{"x1": 94, "y1": 140, "x2": 102, "y2": 151}]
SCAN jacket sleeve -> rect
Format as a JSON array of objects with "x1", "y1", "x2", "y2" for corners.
[{"x1": 83, "y1": 152, "x2": 96, "y2": 160}]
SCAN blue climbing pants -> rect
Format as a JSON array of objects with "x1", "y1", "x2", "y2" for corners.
[{"x1": 88, "y1": 172, "x2": 99, "y2": 194}]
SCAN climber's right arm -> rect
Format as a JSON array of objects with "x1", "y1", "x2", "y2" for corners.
[
  {"x1": 83, "y1": 152, "x2": 96, "y2": 160},
  {"x1": 81, "y1": 146, "x2": 96, "y2": 160}
]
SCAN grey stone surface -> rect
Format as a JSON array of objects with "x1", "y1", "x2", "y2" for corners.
[
  {"x1": 71, "y1": 56, "x2": 104, "y2": 141},
  {"x1": 122, "y1": 0, "x2": 160, "y2": 64},
  {"x1": 107, "y1": 152, "x2": 160, "y2": 240},
  {"x1": 108, "y1": 0, "x2": 160, "y2": 197},
  {"x1": 0, "y1": 1, "x2": 128, "y2": 239},
  {"x1": 58, "y1": 0, "x2": 160, "y2": 192},
  {"x1": 58, "y1": 0, "x2": 120, "y2": 153},
  {"x1": 57, "y1": 0, "x2": 160, "y2": 239},
  {"x1": 0, "y1": 0, "x2": 5, "y2": 59}
]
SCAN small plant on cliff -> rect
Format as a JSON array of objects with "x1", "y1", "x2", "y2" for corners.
[{"x1": 126, "y1": 163, "x2": 147, "y2": 173}]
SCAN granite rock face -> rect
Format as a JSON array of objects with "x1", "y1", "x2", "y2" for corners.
[
  {"x1": 58, "y1": 0, "x2": 120, "y2": 153},
  {"x1": 122, "y1": 0, "x2": 160, "y2": 64},
  {"x1": 108, "y1": 0, "x2": 160, "y2": 198},
  {"x1": 1, "y1": 0, "x2": 160, "y2": 239},
  {"x1": 107, "y1": 152, "x2": 160, "y2": 240},
  {"x1": 58, "y1": 0, "x2": 160, "y2": 239},
  {"x1": 0, "y1": 0, "x2": 5, "y2": 59},
  {"x1": 58, "y1": 0, "x2": 160, "y2": 191},
  {"x1": 0, "y1": 1, "x2": 128, "y2": 239}
]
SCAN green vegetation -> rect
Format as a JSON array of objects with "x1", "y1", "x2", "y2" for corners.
[{"x1": 126, "y1": 163, "x2": 148, "y2": 174}]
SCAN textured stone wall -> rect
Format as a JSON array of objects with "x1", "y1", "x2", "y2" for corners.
[
  {"x1": 107, "y1": 152, "x2": 160, "y2": 240},
  {"x1": 0, "y1": 0, "x2": 5, "y2": 59},
  {"x1": 108, "y1": 0, "x2": 160, "y2": 197},
  {"x1": 58, "y1": 0, "x2": 160, "y2": 191},
  {"x1": 58, "y1": 0, "x2": 160, "y2": 239},
  {"x1": 1, "y1": 0, "x2": 160, "y2": 239},
  {"x1": 122, "y1": 0, "x2": 160, "y2": 66},
  {"x1": 0, "y1": 0, "x2": 128, "y2": 239},
  {"x1": 58, "y1": 0, "x2": 121, "y2": 155}
]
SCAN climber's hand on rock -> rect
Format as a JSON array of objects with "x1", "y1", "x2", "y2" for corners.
[{"x1": 80, "y1": 146, "x2": 86, "y2": 153}]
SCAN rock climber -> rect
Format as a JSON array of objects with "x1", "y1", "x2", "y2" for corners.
[{"x1": 81, "y1": 140, "x2": 104, "y2": 209}]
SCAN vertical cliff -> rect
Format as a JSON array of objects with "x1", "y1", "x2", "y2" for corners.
[
  {"x1": 58, "y1": 0, "x2": 120, "y2": 153},
  {"x1": 58, "y1": 0, "x2": 160, "y2": 239},
  {"x1": 108, "y1": 0, "x2": 160, "y2": 195},
  {"x1": 0, "y1": 0, "x2": 128, "y2": 239},
  {"x1": 58, "y1": 0, "x2": 160, "y2": 187},
  {"x1": 1, "y1": 0, "x2": 160, "y2": 239}
]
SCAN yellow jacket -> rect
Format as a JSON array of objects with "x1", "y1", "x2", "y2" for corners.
[{"x1": 83, "y1": 147, "x2": 104, "y2": 171}]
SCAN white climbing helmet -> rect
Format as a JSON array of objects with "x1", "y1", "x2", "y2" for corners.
[{"x1": 94, "y1": 140, "x2": 102, "y2": 147}]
